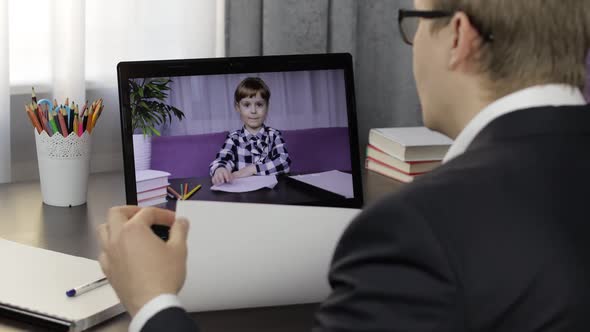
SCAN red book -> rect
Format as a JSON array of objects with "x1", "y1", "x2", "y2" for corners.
[
  {"x1": 367, "y1": 144, "x2": 441, "y2": 174},
  {"x1": 365, "y1": 157, "x2": 428, "y2": 183}
]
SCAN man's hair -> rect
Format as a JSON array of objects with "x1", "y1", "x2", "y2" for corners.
[
  {"x1": 431, "y1": 0, "x2": 590, "y2": 98},
  {"x1": 234, "y1": 77, "x2": 271, "y2": 104}
]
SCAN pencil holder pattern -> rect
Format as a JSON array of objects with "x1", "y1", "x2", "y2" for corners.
[
  {"x1": 34, "y1": 130, "x2": 92, "y2": 207},
  {"x1": 34, "y1": 131, "x2": 92, "y2": 159}
]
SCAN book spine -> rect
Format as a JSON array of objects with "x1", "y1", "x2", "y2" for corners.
[
  {"x1": 366, "y1": 156, "x2": 427, "y2": 176},
  {"x1": 367, "y1": 144, "x2": 440, "y2": 164},
  {"x1": 365, "y1": 159, "x2": 412, "y2": 184}
]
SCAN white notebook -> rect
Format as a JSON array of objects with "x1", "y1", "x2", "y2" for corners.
[
  {"x1": 176, "y1": 201, "x2": 361, "y2": 312},
  {"x1": 135, "y1": 169, "x2": 171, "y2": 193},
  {"x1": 0, "y1": 239, "x2": 124, "y2": 331}
]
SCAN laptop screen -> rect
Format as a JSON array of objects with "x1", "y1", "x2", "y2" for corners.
[{"x1": 118, "y1": 54, "x2": 362, "y2": 210}]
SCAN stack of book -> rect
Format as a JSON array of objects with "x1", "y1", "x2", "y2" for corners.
[
  {"x1": 136, "y1": 170, "x2": 171, "y2": 207},
  {"x1": 366, "y1": 127, "x2": 453, "y2": 183}
]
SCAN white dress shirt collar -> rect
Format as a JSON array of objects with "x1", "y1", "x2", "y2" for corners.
[{"x1": 443, "y1": 84, "x2": 587, "y2": 163}]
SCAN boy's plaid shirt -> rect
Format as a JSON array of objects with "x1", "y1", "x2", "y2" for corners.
[{"x1": 209, "y1": 126, "x2": 291, "y2": 176}]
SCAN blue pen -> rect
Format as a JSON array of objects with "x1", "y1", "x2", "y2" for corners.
[{"x1": 66, "y1": 277, "x2": 108, "y2": 297}]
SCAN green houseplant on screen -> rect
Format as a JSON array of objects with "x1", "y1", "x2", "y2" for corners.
[
  {"x1": 128, "y1": 78, "x2": 185, "y2": 171},
  {"x1": 129, "y1": 78, "x2": 185, "y2": 136}
]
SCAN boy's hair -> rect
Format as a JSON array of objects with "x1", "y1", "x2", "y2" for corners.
[
  {"x1": 234, "y1": 77, "x2": 271, "y2": 104},
  {"x1": 430, "y1": 0, "x2": 590, "y2": 98}
]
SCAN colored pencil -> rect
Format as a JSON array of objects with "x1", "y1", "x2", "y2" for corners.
[
  {"x1": 86, "y1": 102, "x2": 95, "y2": 133},
  {"x1": 42, "y1": 115, "x2": 53, "y2": 136},
  {"x1": 80, "y1": 101, "x2": 88, "y2": 118},
  {"x1": 36, "y1": 105, "x2": 44, "y2": 125},
  {"x1": 73, "y1": 116, "x2": 79, "y2": 136},
  {"x1": 89, "y1": 99, "x2": 102, "y2": 133},
  {"x1": 31, "y1": 87, "x2": 37, "y2": 104},
  {"x1": 57, "y1": 110, "x2": 68, "y2": 137},
  {"x1": 184, "y1": 185, "x2": 201, "y2": 200},
  {"x1": 167, "y1": 187, "x2": 182, "y2": 200},
  {"x1": 54, "y1": 111, "x2": 62, "y2": 134},
  {"x1": 78, "y1": 112, "x2": 84, "y2": 136},
  {"x1": 82, "y1": 115, "x2": 88, "y2": 132},
  {"x1": 92, "y1": 104, "x2": 104, "y2": 129},
  {"x1": 26, "y1": 109, "x2": 42, "y2": 134},
  {"x1": 48, "y1": 111, "x2": 59, "y2": 135}
]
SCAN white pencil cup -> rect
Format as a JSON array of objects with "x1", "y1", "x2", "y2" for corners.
[{"x1": 34, "y1": 130, "x2": 92, "y2": 207}]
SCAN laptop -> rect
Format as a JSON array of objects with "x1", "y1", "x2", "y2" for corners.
[
  {"x1": 116, "y1": 54, "x2": 364, "y2": 311},
  {"x1": 117, "y1": 54, "x2": 363, "y2": 210}
]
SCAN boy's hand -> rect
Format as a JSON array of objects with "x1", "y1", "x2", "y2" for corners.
[
  {"x1": 212, "y1": 167, "x2": 233, "y2": 185},
  {"x1": 233, "y1": 165, "x2": 257, "y2": 179}
]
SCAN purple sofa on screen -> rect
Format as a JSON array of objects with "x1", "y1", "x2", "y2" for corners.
[{"x1": 150, "y1": 127, "x2": 352, "y2": 179}]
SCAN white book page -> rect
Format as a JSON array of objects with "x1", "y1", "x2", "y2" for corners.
[{"x1": 211, "y1": 175, "x2": 278, "y2": 193}]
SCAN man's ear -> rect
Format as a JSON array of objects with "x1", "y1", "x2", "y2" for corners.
[
  {"x1": 448, "y1": 12, "x2": 482, "y2": 72},
  {"x1": 234, "y1": 102, "x2": 240, "y2": 113}
]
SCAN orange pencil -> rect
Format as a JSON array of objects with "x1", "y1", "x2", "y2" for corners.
[
  {"x1": 184, "y1": 183, "x2": 188, "y2": 196},
  {"x1": 25, "y1": 104, "x2": 47, "y2": 134},
  {"x1": 57, "y1": 109, "x2": 68, "y2": 137},
  {"x1": 32, "y1": 104, "x2": 48, "y2": 134},
  {"x1": 26, "y1": 109, "x2": 42, "y2": 133}
]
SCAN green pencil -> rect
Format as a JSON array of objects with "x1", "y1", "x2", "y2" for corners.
[{"x1": 48, "y1": 111, "x2": 59, "y2": 135}]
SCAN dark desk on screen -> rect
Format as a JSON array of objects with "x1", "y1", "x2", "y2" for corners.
[{"x1": 166, "y1": 175, "x2": 352, "y2": 209}]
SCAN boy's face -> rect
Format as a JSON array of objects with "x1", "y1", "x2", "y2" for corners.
[{"x1": 235, "y1": 92, "x2": 269, "y2": 132}]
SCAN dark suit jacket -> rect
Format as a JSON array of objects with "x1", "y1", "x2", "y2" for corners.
[{"x1": 142, "y1": 105, "x2": 590, "y2": 332}]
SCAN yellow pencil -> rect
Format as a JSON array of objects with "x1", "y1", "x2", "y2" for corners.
[{"x1": 183, "y1": 185, "x2": 202, "y2": 200}]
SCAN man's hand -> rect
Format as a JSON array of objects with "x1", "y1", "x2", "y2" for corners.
[
  {"x1": 97, "y1": 206, "x2": 189, "y2": 317},
  {"x1": 232, "y1": 165, "x2": 257, "y2": 179},
  {"x1": 212, "y1": 167, "x2": 233, "y2": 185}
]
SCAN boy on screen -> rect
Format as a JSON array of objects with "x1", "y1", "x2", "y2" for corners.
[{"x1": 209, "y1": 77, "x2": 291, "y2": 185}]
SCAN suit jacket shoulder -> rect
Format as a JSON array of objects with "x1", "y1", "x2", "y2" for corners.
[{"x1": 313, "y1": 181, "x2": 465, "y2": 331}]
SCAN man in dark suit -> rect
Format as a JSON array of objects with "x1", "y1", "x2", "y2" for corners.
[{"x1": 98, "y1": 0, "x2": 590, "y2": 331}]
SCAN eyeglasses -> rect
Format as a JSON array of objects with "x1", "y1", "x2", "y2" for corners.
[{"x1": 398, "y1": 9, "x2": 494, "y2": 46}]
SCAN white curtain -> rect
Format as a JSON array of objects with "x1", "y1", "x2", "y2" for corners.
[
  {"x1": 162, "y1": 70, "x2": 349, "y2": 136},
  {"x1": 0, "y1": 0, "x2": 8, "y2": 183},
  {"x1": 0, "y1": 0, "x2": 224, "y2": 183}
]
